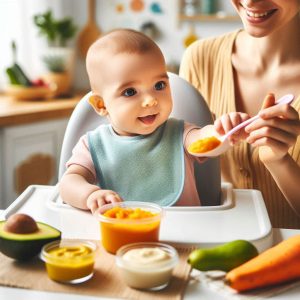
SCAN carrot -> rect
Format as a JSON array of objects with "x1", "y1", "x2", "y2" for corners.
[{"x1": 225, "y1": 235, "x2": 300, "y2": 292}]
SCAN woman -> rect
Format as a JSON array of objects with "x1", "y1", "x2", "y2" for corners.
[{"x1": 180, "y1": 0, "x2": 300, "y2": 228}]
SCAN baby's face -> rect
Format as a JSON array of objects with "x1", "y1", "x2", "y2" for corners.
[{"x1": 92, "y1": 51, "x2": 172, "y2": 136}]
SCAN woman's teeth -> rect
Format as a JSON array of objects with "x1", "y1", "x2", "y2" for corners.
[{"x1": 246, "y1": 10, "x2": 275, "y2": 19}]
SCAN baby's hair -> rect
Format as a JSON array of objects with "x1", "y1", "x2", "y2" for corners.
[{"x1": 88, "y1": 28, "x2": 161, "y2": 56}]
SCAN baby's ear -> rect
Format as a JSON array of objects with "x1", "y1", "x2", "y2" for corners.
[{"x1": 88, "y1": 94, "x2": 108, "y2": 116}]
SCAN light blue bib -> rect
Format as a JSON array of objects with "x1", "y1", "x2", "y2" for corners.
[{"x1": 87, "y1": 118, "x2": 185, "y2": 206}]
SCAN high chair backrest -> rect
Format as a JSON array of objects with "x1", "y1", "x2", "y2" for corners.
[{"x1": 58, "y1": 72, "x2": 221, "y2": 205}]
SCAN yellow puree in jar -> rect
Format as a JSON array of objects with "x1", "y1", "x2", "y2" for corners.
[
  {"x1": 45, "y1": 245, "x2": 94, "y2": 282},
  {"x1": 188, "y1": 136, "x2": 221, "y2": 153}
]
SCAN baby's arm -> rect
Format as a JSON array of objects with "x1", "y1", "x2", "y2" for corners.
[{"x1": 59, "y1": 164, "x2": 122, "y2": 213}]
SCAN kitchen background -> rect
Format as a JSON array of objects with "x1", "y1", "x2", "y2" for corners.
[
  {"x1": 0, "y1": 0, "x2": 242, "y2": 208},
  {"x1": 0, "y1": 0, "x2": 241, "y2": 90}
]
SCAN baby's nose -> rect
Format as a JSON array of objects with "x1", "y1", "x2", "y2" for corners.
[{"x1": 142, "y1": 96, "x2": 158, "y2": 108}]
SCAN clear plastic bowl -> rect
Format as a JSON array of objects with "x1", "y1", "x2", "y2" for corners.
[
  {"x1": 94, "y1": 201, "x2": 163, "y2": 254},
  {"x1": 116, "y1": 242, "x2": 179, "y2": 290},
  {"x1": 40, "y1": 239, "x2": 97, "y2": 284}
]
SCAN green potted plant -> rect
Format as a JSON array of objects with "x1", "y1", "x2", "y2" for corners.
[{"x1": 33, "y1": 10, "x2": 77, "y2": 96}]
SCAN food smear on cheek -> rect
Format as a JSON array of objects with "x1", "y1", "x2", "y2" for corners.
[{"x1": 188, "y1": 136, "x2": 221, "y2": 153}]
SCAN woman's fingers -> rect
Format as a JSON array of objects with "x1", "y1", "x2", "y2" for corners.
[
  {"x1": 245, "y1": 117, "x2": 300, "y2": 137},
  {"x1": 261, "y1": 93, "x2": 275, "y2": 109},
  {"x1": 246, "y1": 93, "x2": 300, "y2": 163},
  {"x1": 259, "y1": 103, "x2": 299, "y2": 120},
  {"x1": 246, "y1": 125, "x2": 296, "y2": 148},
  {"x1": 251, "y1": 139, "x2": 290, "y2": 159}
]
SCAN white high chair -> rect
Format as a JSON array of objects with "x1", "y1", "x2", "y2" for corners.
[{"x1": 58, "y1": 72, "x2": 221, "y2": 205}]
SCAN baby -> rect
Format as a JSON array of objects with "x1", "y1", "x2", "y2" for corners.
[{"x1": 59, "y1": 29, "x2": 224, "y2": 213}]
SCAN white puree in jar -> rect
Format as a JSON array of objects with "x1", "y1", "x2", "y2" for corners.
[{"x1": 119, "y1": 247, "x2": 174, "y2": 289}]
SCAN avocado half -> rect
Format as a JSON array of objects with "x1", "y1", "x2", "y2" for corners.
[{"x1": 0, "y1": 221, "x2": 61, "y2": 260}]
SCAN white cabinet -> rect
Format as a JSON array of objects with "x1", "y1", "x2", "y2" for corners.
[{"x1": 0, "y1": 118, "x2": 68, "y2": 209}]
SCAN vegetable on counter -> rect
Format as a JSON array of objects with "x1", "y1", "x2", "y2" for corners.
[
  {"x1": 0, "y1": 213, "x2": 61, "y2": 260},
  {"x1": 188, "y1": 240, "x2": 258, "y2": 272},
  {"x1": 5, "y1": 41, "x2": 32, "y2": 86},
  {"x1": 225, "y1": 235, "x2": 300, "y2": 292}
]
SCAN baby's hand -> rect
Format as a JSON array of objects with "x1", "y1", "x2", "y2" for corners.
[
  {"x1": 86, "y1": 189, "x2": 123, "y2": 214},
  {"x1": 214, "y1": 112, "x2": 250, "y2": 144}
]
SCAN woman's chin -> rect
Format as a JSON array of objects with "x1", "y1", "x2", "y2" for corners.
[{"x1": 243, "y1": 24, "x2": 273, "y2": 38}]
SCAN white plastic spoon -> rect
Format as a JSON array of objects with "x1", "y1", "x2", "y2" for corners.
[{"x1": 187, "y1": 94, "x2": 295, "y2": 157}]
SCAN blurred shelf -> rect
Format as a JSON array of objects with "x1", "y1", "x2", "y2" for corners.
[
  {"x1": 178, "y1": 13, "x2": 240, "y2": 22},
  {"x1": 0, "y1": 90, "x2": 86, "y2": 126}
]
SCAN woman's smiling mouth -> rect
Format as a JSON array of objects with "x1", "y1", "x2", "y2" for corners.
[
  {"x1": 138, "y1": 114, "x2": 157, "y2": 125},
  {"x1": 246, "y1": 9, "x2": 276, "y2": 19},
  {"x1": 240, "y1": 3, "x2": 277, "y2": 22}
]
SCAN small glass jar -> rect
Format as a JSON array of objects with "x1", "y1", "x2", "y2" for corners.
[
  {"x1": 201, "y1": 0, "x2": 217, "y2": 15},
  {"x1": 183, "y1": 0, "x2": 200, "y2": 16},
  {"x1": 40, "y1": 239, "x2": 97, "y2": 284},
  {"x1": 116, "y1": 242, "x2": 179, "y2": 290},
  {"x1": 95, "y1": 201, "x2": 163, "y2": 254}
]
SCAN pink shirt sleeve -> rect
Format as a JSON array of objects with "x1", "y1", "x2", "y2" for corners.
[
  {"x1": 177, "y1": 122, "x2": 203, "y2": 206},
  {"x1": 66, "y1": 135, "x2": 97, "y2": 181}
]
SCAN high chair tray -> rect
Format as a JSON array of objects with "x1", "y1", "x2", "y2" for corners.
[{"x1": 1, "y1": 183, "x2": 272, "y2": 252}]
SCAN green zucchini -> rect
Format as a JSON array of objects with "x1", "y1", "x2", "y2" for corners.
[
  {"x1": 11, "y1": 64, "x2": 32, "y2": 86},
  {"x1": 6, "y1": 41, "x2": 32, "y2": 86},
  {"x1": 6, "y1": 67, "x2": 20, "y2": 85}
]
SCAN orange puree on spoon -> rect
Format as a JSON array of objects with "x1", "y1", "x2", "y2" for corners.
[{"x1": 188, "y1": 136, "x2": 221, "y2": 154}]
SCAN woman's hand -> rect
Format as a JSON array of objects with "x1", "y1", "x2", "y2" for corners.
[
  {"x1": 86, "y1": 189, "x2": 123, "y2": 214},
  {"x1": 214, "y1": 112, "x2": 250, "y2": 144},
  {"x1": 245, "y1": 94, "x2": 300, "y2": 163}
]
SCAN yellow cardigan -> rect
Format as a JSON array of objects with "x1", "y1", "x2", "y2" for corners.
[{"x1": 180, "y1": 30, "x2": 300, "y2": 229}]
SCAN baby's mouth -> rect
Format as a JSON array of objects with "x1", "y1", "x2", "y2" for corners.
[{"x1": 138, "y1": 114, "x2": 157, "y2": 125}]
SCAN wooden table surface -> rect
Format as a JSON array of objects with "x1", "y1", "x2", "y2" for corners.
[{"x1": 0, "y1": 91, "x2": 86, "y2": 126}]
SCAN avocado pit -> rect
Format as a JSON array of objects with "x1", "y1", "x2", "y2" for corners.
[{"x1": 4, "y1": 213, "x2": 39, "y2": 234}]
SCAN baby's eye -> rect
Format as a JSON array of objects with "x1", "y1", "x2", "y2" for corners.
[
  {"x1": 122, "y1": 88, "x2": 137, "y2": 97},
  {"x1": 154, "y1": 81, "x2": 166, "y2": 91}
]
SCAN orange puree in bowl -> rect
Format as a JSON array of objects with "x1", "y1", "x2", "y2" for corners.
[
  {"x1": 188, "y1": 136, "x2": 221, "y2": 153},
  {"x1": 101, "y1": 207, "x2": 161, "y2": 254},
  {"x1": 104, "y1": 207, "x2": 157, "y2": 219}
]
